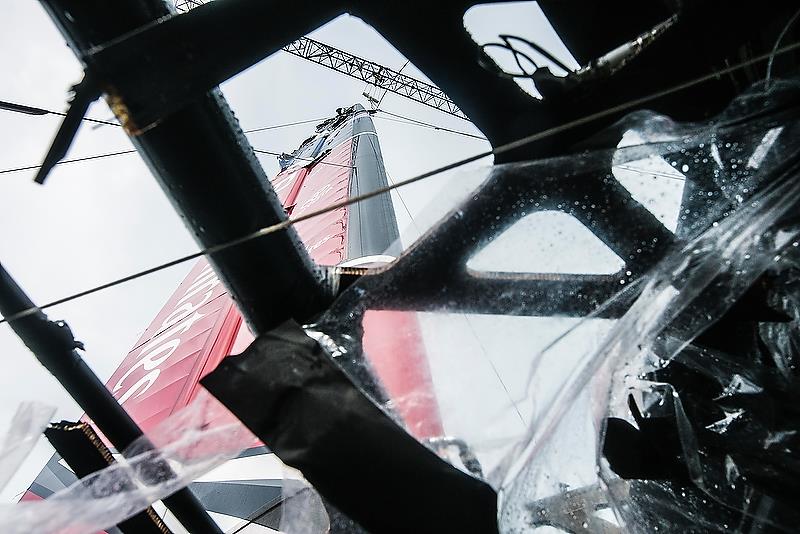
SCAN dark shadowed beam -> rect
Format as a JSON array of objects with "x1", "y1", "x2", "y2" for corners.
[
  {"x1": 0, "y1": 264, "x2": 220, "y2": 534},
  {"x1": 53, "y1": 0, "x2": 800, "y2": 169},
  {"x1": 39, "y1": 0, "x2": 335, "y2": 334}
]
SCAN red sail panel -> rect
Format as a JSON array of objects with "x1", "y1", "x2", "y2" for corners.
[
  {"x1": 290, "y1": 140, "x2": 353, "y2": 266},
  {"x1": 107, "y1": 260, "x2": 236, "y2": 433},
  {"x1": 363, "y1": 310, "x2": 444, "y2": 439},
  {"x1": 272, "y1": 166, "x2": 308, "y2": 208},
  {"x1": 23, "y1": 107, "x2": 443, "y2": 530}
]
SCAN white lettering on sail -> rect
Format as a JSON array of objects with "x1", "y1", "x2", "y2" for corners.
[
  {"x1": 116, "y1": 370, "x2": 160, "y2": 405},
  {"x1": 113, "y1": 265, "x2": 221, "y2": 404},
  {"x1": 294, "y1": 183, "x2": 333, "y2": 213},
  {"x1": 112, "y1": 338, "x2": 181, "y2": 394}
]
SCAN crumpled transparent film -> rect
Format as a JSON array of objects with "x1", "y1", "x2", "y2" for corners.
[
  {"x1": 310, "y1": 79, "x2": 800, "y2": 532},
  {"x1": 0, "y1": 402, "x2": 55, "y2": 493},
  {"x1": 502, "y1": 151, "x2": 800, "y2": 531},
  {"x1": 278, "y1": 465, "x2": 330, "y2": 534},
  {"x1": 0, "y1": 389, "x2": 252, "y2": 534}
]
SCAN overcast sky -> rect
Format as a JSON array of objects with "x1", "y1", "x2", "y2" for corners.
[{"x1": 0, "y1": 0, "x2": 594, "y2": 502}]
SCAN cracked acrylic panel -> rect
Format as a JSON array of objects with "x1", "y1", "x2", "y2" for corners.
[{"x1": 307, "y1": 80, "x2": 800, "y2": 533}]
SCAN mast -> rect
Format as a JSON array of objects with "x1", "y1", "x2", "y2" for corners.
[{"x1": 21, "y1": 105, "x2": 442, "y2": 531}]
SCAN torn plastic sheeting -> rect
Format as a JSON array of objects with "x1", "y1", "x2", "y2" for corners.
[
  {"x1": 201, "y1": 318, "x2": 500, "y2": 534},
  {"x1": 277, "y1": 465, "x2": 330, "y2": 534},
  {"x1": 291, "y1": 80, "x2": 800, "y2": 532},
  {"x1": 0, "y1": 390, "x2": 252, "y2": 534},
  {"x1": 502, "y1": 86, "x2": 800, "y2": 530},
  {"x1": 0, "y1": 402, "x2": 55, "y2": 493},
  {"x1": 44, "y1": 420, "x2": 172, "y2": 534},
  {"x1": 314, "y1": 96, "x2": 800, "y2": 434},
  {"x1": 507, "y1": 153, "x2": 800, "y2": 472},
  {"x1": 609, "y1": 330, "x2": 800, "y2": 529},
  {"x1": 601, "y1": 180, "x2": 800, "y2": 524},
  {"x1": 220, "y1": 468, "x2": 333, "y2": 534}
]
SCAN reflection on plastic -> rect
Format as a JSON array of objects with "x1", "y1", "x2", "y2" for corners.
[
  {"x1": 0, "y1": 390, "x2": 251, "y2": 534},
  {"x1": 279, "y1": 466, "x2": 330, "y2": 534},
  {"x1": 2, "y1": 79, "x2": 797, "y2": 533},
  {"x1": 310, "y1": 80, "x2": 800, "y2": 532},
  {"x1": 0, "y1": 403, "x2": 54, "y2": 493}
]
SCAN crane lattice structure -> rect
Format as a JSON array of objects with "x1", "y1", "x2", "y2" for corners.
[{"x1": 173, "y1": 0, "x2": 467, "y2": 120}]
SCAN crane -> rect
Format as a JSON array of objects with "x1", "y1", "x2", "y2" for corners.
[{"x1": 173, "y1": 0, "x2": 468, "y2": 120}]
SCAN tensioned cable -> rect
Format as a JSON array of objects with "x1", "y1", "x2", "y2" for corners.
[
  {"x1": 0, "y1": 149, "x2": 138, "y2": 175},
  {"x1": 0, "y1": 144, "x2": 351, "y2": 176},
  {"x1": 364, "y1": 129, "x2": 527, "y2": 428},
  {"x1": 0, "y1": 100, "x2": 119, "y2": 127},
  {"x1": 2, "y1": 41, "x2": 798, "y2": 326},
  {"x1": 363, "y1": 127, "x2": 416, "y2": 227},
  {"x1": 0, "y1": 99, "x2": 325, "y2": 134},
  {"x1": 0, "y1": 103, "x2": 474, "y2": 174},
  {"x1": 252, "y1": 148, "x2": 354, "y2": 169},
  {"x1": 366, "y1": 130, "x2": 534, "y2": 429},
  {"x1": 373, "y1": 114, "x2": 487, "y2": 141},
  {"x1": 765, "y1": 6, "x2": 800, "y2": 90},
  {"x1": 243, "y1": 117, "x2": 327, "y2": 133},
  {"x1": 374, "y1": 109, "x2": 487, "y2": 140},
  {"x1": 0, "y1": 112, "x2": 329, "y2": 175}
]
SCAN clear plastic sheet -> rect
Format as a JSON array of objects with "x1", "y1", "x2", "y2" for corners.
[
  {"x1": 0, "y1": 394, "x2": 326, "y2": 533},
  {"x1": 0, "y1": 402, "x2": 55, "y2": 493},
  {"x1": 0, "y1": 389, "x2": 251, "y2": 534},
  {"x1": 308, "y1": 79, "x2": 800, "y2": 532},
  {"x1": 278, "y1": 466, "x2": 330, "y2": 534}
]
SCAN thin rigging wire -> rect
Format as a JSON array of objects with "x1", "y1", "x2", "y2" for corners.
[
  {"x1": 46, "y1": 110, "x2": 119, "y2": 127},
  {"x1": 243, "y1": 117, "x2": 327, "y2": 134},
  {"x1": 363, "y1": 127, "x2": 416, "y2": 228},
  {"x1": 374, "y1": 114, "x2": 484, "y2": 138},
  {"x1": 0, "y1": 98, "x2": 326, "y2": 134},
  {"x1": 1, "y1": 41, "x2": 797, "y2": 326},
  {"x1": 0, "y1": 97, "x2": 480, "y2": 174},
  {"x1": 765, "y1": 6, "x2": 800, "y2": 90},
  {"x1": 0, "y1": 100, "x2": 120, "y2": 127},
  {"x1": 0, "y1": 107, "x2": 480, "y2": 176},
  {"x1": 386, "y1": 173, "x2": 416, "y2": 227},
  {"x1": 463, "y1": 314, "x2": 527, "y2": 427},
  {"x1": 366, "y1": 132, "x2": 525, "y2": 429},
  {"x1": 0, "y1": 109, "x2": 329, "y2": 175},
  {"x1": 0, "y1": 144, "x2": 351, "y2": 177},
  {"x1": 0, "y1": 149, "x2": 138, "y2": 175},
  {"x1": 376, "y1": 60, "x2": 410, "y2": 109},
  {"x1": 374, "y1": 109, "x2": 487, "y2": 140},
  {"x1": 252, "y1": 148, "x2": 354, "y2": 169}
]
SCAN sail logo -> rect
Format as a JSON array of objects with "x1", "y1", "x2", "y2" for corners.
[
  {"x1": 113, "y1": 264, "x2": 221, "y2": 405},
  {"x1": 294, "y1": 182, "x2": 334, "y2": 213}
]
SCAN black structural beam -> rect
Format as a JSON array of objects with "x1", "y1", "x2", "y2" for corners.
[
  {"x1": 45, "y1": 421, "x2": 173, "y2": 534},
  {"x1": 39, "y1": 0, "x2": 334, "y2": 334},
  {"x1": 71, "y1": 0, "x2": 799, "y2": 169},
  {"x1": 0, "y1": 264, "x2": 221, "y2": 534},
  {"x1": 79, "y1": 0, "x2": 344, "y2": 133}
]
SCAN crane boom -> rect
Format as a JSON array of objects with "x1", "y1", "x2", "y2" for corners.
[
  {"x1": 282, "y1": 37, "x2": 467, "y2": 119},
  {"x1": 173, "y1": 1, "x2": 467, "y2": 119}
]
